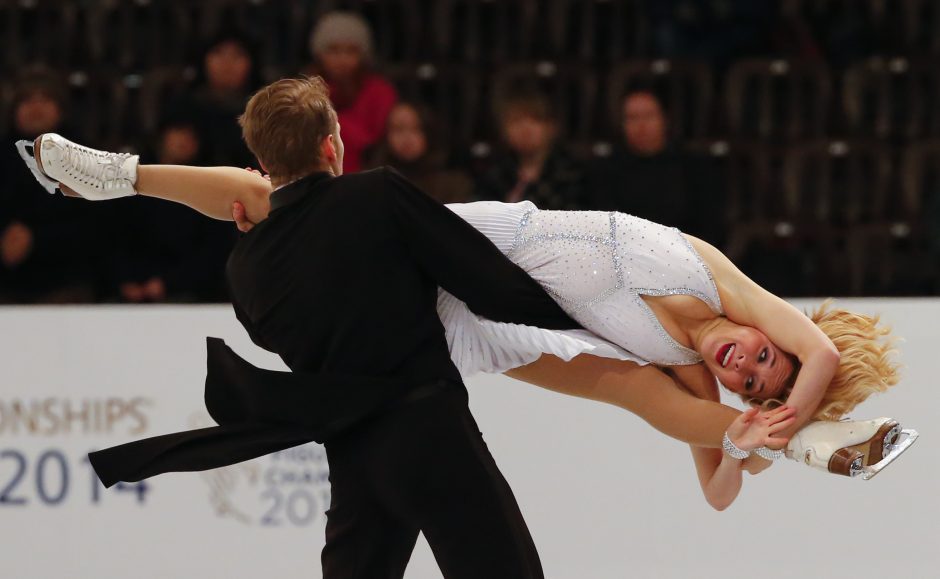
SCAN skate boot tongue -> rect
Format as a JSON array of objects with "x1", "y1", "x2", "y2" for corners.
[{"x1": 15, "y1": 140, "x2": 59, "y2": 194}]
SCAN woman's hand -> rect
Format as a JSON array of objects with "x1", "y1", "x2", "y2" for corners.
[
  {"x1": 232, "y1": 167, "x2": 270, "y2": 232},
  {"x1": 243, "y1": 167, "x2": 271, "y2": 182},
  {"x1": 727, "y1": 405, "x2": 796, "y2": 452},
  {"x1": 232, "y1": 201, "x2": 256, "y2": 233}
]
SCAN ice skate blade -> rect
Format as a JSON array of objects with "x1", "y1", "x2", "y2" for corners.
[
  {"x1": 15, "y1": 140, "x2": 59, "y2": 194},
  {"x1": 857, "y1": 429, "x2": 919, "y2": 480}
]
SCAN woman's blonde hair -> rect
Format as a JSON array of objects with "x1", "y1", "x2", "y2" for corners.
[{"x1": 746, "y1": 300, "x2": 900, "y2": 421}]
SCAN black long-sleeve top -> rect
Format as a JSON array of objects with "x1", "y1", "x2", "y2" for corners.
[
  {"x1": 89, "y1": 167, "x2": 579, "y2": 487},
  {"x1": 227, "y1": 167, "x2": 578, "y2": 380}
]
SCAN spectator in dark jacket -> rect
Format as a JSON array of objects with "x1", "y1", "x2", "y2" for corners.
[
  {"x1": 109, "y1": 114, "x2": 237, "y2": 303},
  {"x1": 364, "y1": 101, "x2": 473, "y2": 204},
  {"x1": 168, "y1": 30, "x2": 263, "y2": 168},
  {"x1": 0, "y1": 66, "x2": 110, "y2": 303},
  {"x1": 476, "y1": 90, "x2": 587, "y2": 210},
  {"x1": 588, "y1": 89, "x2": 725, "y2": 245}
]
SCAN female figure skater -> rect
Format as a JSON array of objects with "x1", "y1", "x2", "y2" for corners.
[{"x1": 19, "y1": 131, "x2": 906, "y2": 509}]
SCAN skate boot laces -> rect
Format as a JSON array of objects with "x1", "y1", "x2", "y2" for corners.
[{"x1": 63, "y1": 142, "x2": 133, "y2": 191}]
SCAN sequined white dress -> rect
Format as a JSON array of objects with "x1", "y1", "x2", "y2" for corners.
[{"x1": 439, "y1": 200, "x2": 724, "y2": 375}]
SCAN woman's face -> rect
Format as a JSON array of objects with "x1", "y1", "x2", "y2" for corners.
[
  {"x1": 205, "y1": 41, "x2": 252, "y2": 92},
  {"x1": 319, "y1": 42, "x2": 363, "y2": 81},
  {"x1": 386, "y1": 104, "x2": 427, "y2": 162},
  {"x1": 699, "y1": 320, "x2": 795, "y2": 400}
]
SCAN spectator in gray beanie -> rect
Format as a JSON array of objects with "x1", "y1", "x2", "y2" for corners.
[
  {"x1": 310, "y1": 10, "x2": 374, "y2": 64},
  {"x1": 304, "y1": 11, "x2": 397, "y2": 173}
]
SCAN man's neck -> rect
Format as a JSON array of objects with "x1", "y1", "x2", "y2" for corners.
[
  {"x1": 271, "y1": 166, "x2": 335, "y2": 190},
  {"x1": 270, "y1": 178, "x2": 292, "y2": 191}
]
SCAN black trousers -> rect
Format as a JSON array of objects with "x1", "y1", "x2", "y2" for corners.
[{"x1": 321, "y1": 382, "x2": 544, "y2": 579}]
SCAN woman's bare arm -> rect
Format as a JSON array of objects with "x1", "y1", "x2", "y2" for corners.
[
  {"x1": 135, "y1": 165, "x2": 273, "y2": 223},
  {"x1": 506, "y1": 354, "x2": 790, "y2": 509},
  {"x1": 693, "y1": 405, "x2": 794, "y2": 510},
  {"x1": 665, "y1": 362, "x2": 748, "y2": 509},
  {"x1": 730, "y1": 283, "x2": 838, "y2": 437},
  {"x1": 666, "y1": 362, "x2": 773, "y2": 476},
  {"x1": 689, "y1": 235, "x2": 840, "y2": 437},
  {"x1": 690, "y1": 446, "x2": 744, "y2": 510}
]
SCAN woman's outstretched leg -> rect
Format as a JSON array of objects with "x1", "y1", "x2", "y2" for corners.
[
  {"x1": 136, "y1": 165, "x2": 272, "y2": 223},
  {"x1": 505, "y1": 354, "x2": 740, "y2": 448},
  {"x1": 32, "y1": 133, "x2": 272, "y2": 223}
]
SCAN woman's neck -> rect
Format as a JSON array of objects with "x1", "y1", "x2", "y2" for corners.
[
  {"x1": 689, "y1": 315, "x2": 726, "y2": 354},
  {"x1": 639, "y1": 294, "x2": 721, "y2": 353}
]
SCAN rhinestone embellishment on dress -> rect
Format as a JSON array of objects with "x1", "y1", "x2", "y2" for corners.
[
  {"x1": 509, "y1": 208, "x2": 724, "y2": 366},
  {"x1": 510, "y1": 210, "x2": 624, "y2": 314}
]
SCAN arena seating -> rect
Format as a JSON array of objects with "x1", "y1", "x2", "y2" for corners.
[{"x1": 2, "y1": 0, "x2": 938, "y2": 296}]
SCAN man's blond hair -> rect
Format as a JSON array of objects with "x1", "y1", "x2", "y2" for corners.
[{"x1": 239, "y1": 76, "x2": 337, "y2": 184}]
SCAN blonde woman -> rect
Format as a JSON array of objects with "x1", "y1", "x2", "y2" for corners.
[{"x1": 19, "y1": 127, "x2": 906, "y2": 509}]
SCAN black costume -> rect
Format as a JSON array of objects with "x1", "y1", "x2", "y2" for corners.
[{"x1": 89, "y1": 168, "x2": 579, "y2": 578}]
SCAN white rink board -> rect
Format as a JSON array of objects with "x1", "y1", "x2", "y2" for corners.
[{"x1": 0, "y1": 300, "x2": 937, "y2": 579}]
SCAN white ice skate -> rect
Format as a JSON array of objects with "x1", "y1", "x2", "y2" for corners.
[
  {"x1": 14, "y1": 133, "x2": 138, "y2": 200},
  {"x1": 786, "y1": 417, "x2": 919, "y2": 480}
]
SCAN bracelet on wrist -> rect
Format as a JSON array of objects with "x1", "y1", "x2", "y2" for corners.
[
  {"x1": 754, "y1": 446, "x2": 785, "y2": 460},
  {"x1": 721, "y1": 431, "x2": 751, "y2": 460}
]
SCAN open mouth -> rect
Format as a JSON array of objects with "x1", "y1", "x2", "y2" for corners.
[{"x1": 717, "y1": 343, "x2": 735, "y2": 368}]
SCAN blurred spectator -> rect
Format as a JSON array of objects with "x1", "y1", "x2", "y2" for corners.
[
  {"x1": 364, "y1": 101, "x2": 473, "y2": 204},
  {"x1": 0, "y1": 67, "x2": 110, "y2": 304},
  {"x1": 304, "y1": 11, "x2": 397, "y2": 174},
  {"x1": 476, "y1": 90, "x2": 587, "y2": 210},
  {"x1": 169, "y1": 30, "x2": 263, "y2": 168},
  {"x1": 109, "y1": 115, "x2": 237, "y2": 303},
  {"x1": 588, "y1": 90, "x2": 725, "y2": 245}
]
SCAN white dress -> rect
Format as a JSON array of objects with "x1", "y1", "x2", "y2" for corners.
[{"x1": 438, "y1": 201, "x2": 724, "y2": 375}]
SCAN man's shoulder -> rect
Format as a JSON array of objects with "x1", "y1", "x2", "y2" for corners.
[
  {"x1": 336, "y1": 166, "x2": 390, "y2": 184},
  {"x1": 326, "y1": 167, "x2": 391, "y2": 200},
  {"x1": 337, "y1": 166, "x2": 419, "y2": 194}
]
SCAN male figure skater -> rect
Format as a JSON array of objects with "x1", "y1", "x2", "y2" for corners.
[{"x1": 40, "y1": 76, "x2": 576, "y2": 578}]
